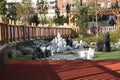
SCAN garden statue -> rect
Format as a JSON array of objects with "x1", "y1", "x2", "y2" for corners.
[
  {"x1": 68, "y1": 37, "x2": 73, "y2": 47},
  {"x1": 103, "y1": 32, "x2": 111, "y2": 52},
  {"x1": 66, "y1": 37, "x2": 73, "y2": 47},
  {"x1": 79, "y1": 40, "x2": 84, "y2": 50}
]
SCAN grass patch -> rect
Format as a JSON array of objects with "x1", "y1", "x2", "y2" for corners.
[{"x1": 93, "y1": 49, "x2": 120, "y2": 60}]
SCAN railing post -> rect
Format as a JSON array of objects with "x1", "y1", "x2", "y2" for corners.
[
  {"x1": 5, "y1": 23, "x2": 8, "y2": 43},
  {"x1": 0, "y1": 23, "x2": 2, "y2": 45},
  {"x1": 36, "y1": 27, "x2": 38, "y2": 39},
  {"x1": 55, "y1": 28, "x2": 57, "y2": 36},
  {"x1": 29, "y1": 26, "x2": 31, "y2": 40},
  {"x1": 47, "y1": 27, "x2": 50, "y2": 38},
  {"x1": 13, "y1": 25, "x2": 16, "y2": 41},
  {"x1": 31, "y1": 27, "x2": 33, "y2": 39},
  {"x1": 9, "y1": 25, "x2": 12, "y2": 42},
  {"x1": 34, "y1": 27, "x2": 36, "y2": 39},
  {"x1": 28, "y1": 26, "x2": 30, "y2": 40},
  {"x1": 39, "y1": 27, "x2": 41, "y2": 38},
  {"x1": 16, "y1": 25, "x2": 19, "y2": 41},
  {"x1": 23, "y1": 25, "x2": 25, "y2": 40},
  {"x1": 1, "y1": 23, "x2": 3, "y2": 45},
  {"x1": 44, "y1": 27, "x2": 46, "y2": 38}
]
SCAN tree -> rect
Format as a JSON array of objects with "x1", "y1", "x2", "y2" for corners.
[
  {"x1": 73, "y1": 5, "x2": 91, "y2": 36},
  {"x1": 6, "y1": 3, "x2": 17, "y2": 22},
  {"x1": 66, "y1": 3, "x2": 70, "y2": 24},
  {"x1": 78, "y1": 6, "x2": 90, "y2": 35},
  {"x1": 55, "y1": 4, "x2": 60, "y2": 24},
  {"x1": 15, "y1": 0, "x2": 33, "y2": 24},
  {"x1": 55, "y1": 4, "x2": 60, "y2": 19},
  {"x1": 80, "y1": 0, "x2": 83, "y2": 5},
  {"x1": 72, "y1": 0, "x2": 98, "y2": 36},
  {"x1": 0, "y1": 0, "x2": 6, "y2": 15},
  {"x1": 88, "y1": 1, "x2": 96, "y2": 22},
  {"x1": 37, "y1": 0, "x2": 48, "y2": 26},
  {"x1": 29, "y1": 13, "x2": 39, "y2": 26},
  {"x1": 55, "y1": 5, "x2": 67, "y2": 25},
  {"x1": 0, "y1": 0, "x2": 7, "y2": 22}
]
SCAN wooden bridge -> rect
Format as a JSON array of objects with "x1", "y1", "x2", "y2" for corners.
[{"x1": 0, "y1": 23, "x2": 76, "y2": 45}]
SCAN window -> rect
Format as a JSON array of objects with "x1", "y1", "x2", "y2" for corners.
[
  {"x1": 50, "y1": 1, "x2": 55, "y2": 4},
  {"x1": 71, "y1": 4, "x2": 75, "y2": 10},
  {"x1": 98, "y1": 2, "x2": 104, "y2": 8},
  {"x1": 63, "y1": 0, "x2": 66, "y2": 2},
  {"x1": 107, "y1": 2, "x2": 111, "y2": 8},
  {"x1": 83, "y1": 0, "x2": 86, "y2": 3}
]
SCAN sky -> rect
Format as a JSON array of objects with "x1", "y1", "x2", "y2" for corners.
[{"x1": 6, "y1": 0, "x2": 37, "y2": 7}]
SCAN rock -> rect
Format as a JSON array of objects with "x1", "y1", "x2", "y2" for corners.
[
  {"x1": 66, "y1": 45, "x2": 73, "y2": 50},
  {"x1": 16, "y1": 50, "x2": 23, "y2": 56},
  {"x1": 40, "y1": 46, "x2": 46, "y2": 52},
  {"x1": 22, "y1": 47, "x2": 35, "y2": 55},
  {"x1": 86, "y1": 48, "x2": 95, "y2": 60},
  {"x1": 79, "y1": 40, "x2": 84, "y2": 50},
  {"x1": 78, "y1": 51, "x2": 86, "y2": 59},
  {"x1": 78, "y1": 48, "x2": 95, "y2": 60},
  {"x1": 73, "y1": 41, "x2": 79, "y2": 48},
  {"x1": 90, "y1": 42, "x2": 96, "y2": 46}
]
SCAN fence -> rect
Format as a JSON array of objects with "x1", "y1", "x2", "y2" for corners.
[
  {"x1": 99, "y1": 26, "x2": 120, "y2": 33},
  {"x1": 89, "y1": 25, "x2": 120, "y2": 34},
  {"x1": 0, "y1": 23, "x2": 73, "y2": 45}
]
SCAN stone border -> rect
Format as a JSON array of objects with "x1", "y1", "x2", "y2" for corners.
[{"x1": 0, "y1": 39, "x2": 52, "y2": 68}]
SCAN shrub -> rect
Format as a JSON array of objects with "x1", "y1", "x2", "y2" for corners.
[
  {"x1": 76, "y1": 33, "x2": 104, "y2": 44},
  {"x1": 109, "y1": 31, "x2": 120, "y2": 43},
  {"x1": 76, "y1": 31, "x2": 120, "y2": 44}
]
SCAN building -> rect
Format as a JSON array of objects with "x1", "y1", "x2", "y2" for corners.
[
  {"x1": 6, "y1": 0, "x2": 120, "y2": 20},
  {"x1": 46, "y1": 0, "x2": 57, "y2": 18},
  {"x1": 57, "y1": 0, "x2": 77, "y2": 16},
  {"x1": 37, "y1": 0, "x2": 57, "y2": 18},
  {"x1": 57, "y1": 0, "x2": 120, "y2": 16}
]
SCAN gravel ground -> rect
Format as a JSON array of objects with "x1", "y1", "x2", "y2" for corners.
[{"x1": 38, "y1": 49, "x2": 82, "y2": 60}]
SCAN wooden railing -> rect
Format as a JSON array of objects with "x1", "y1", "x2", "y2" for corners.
[
  {"x1": 88, "y1": 25, "x2": 120, "y2": 34},
  {"x1": 99, "y1": 26, "x2": 120, "y2": 33},
  {"x1": 0, "y1": 23, "x2": 73, "y2": 45}
]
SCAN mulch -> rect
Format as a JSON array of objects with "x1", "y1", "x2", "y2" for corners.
[{"x1": 0, "y1": 60, "x2": 120, "y2": 80}]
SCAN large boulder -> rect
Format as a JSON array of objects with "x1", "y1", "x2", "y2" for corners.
[{"x1": 22, "y1": 47, "x2": 35, "y2": 55}]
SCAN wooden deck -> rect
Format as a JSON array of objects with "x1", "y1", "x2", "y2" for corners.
[{"x1": 0, "y1": 60, "x2": 120, "y2": 80}]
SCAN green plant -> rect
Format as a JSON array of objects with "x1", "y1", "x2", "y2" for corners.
[
  {"x1": 49, "y1": 19, "x2": 54, "y2": 27},
  {"x1": 76, "y1": 33, "x2": 104, "y2": 44},
  {"x1": 109, "y1": 31, "x2": 120, "y2": 43},
  {"x1": 93, "y1": 49, "x2": 120, "y2": 60}
]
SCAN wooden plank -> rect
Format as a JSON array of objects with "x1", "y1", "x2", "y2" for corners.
[{"x1": 0, "y1": 23, "x2": 2, "y2": 44}]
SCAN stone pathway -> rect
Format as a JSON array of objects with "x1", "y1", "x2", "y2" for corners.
[
  {"x1": 38, "y1": 49, "x2": 83, "y2": 60},
  {"x1": 42, "y1": 54, "x2": 79, "y2": 60},
  {"x1": 39, "y1": 49, "x2": 94, "y2": 60}
]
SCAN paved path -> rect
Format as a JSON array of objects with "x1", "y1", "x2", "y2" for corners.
[
  {"x1": 41, "y1": 54, "x2": 79, "y2": 60},
  {"x1": 0, "y1": 60, "x2": 120, "y2": 80}
]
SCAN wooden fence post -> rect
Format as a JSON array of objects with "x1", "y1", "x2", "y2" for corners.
[{"x1": 23, "y1": 25, "x2": 26, "y2": 40}]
